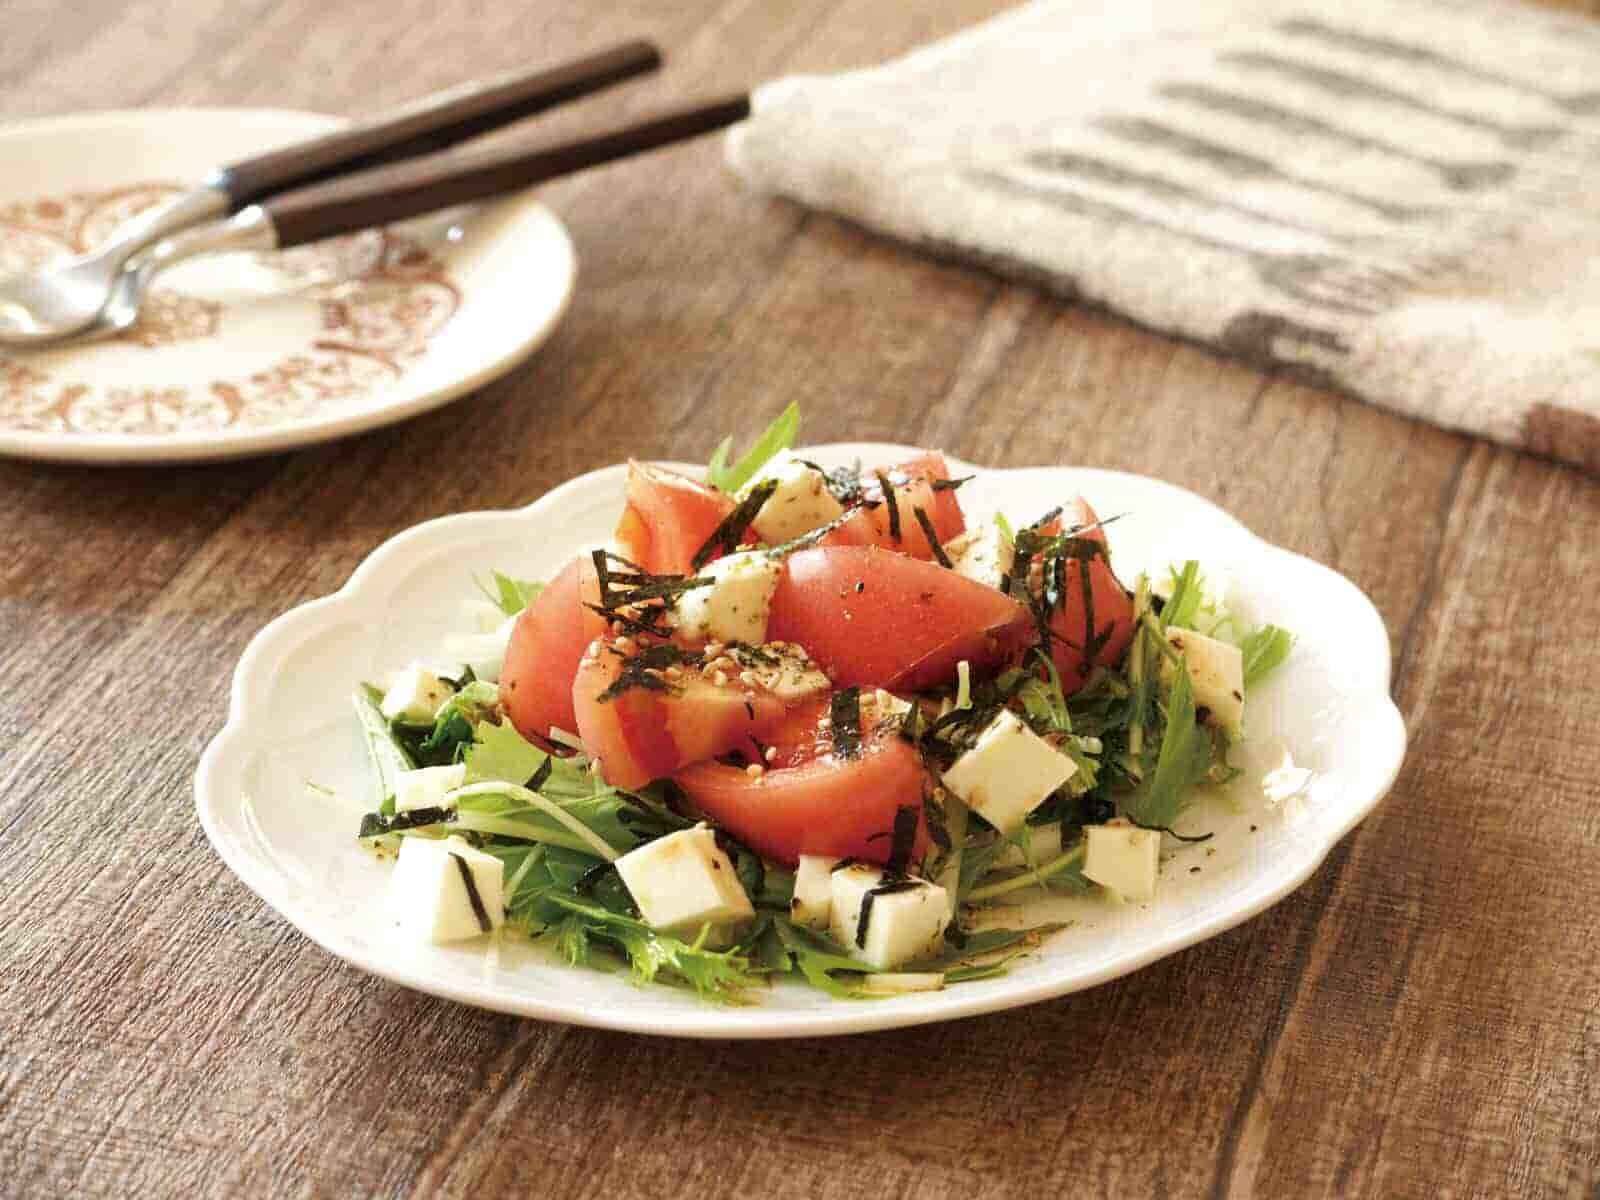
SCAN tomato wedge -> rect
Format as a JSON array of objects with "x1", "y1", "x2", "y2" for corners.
[
  {"x1": 614, "y1": 461, "x2": 736, "y2": 575},
  {"x1": 501, "y1": 556, "x2": 606, "y2": 743},
  {"x1": 674, "y1": 697, "x2": 932, "y2": 868},
  {"x1": 1039, "y1": 497, "x2": 1135, "y2": 692},
  {"x1": 816, "y1": 452, "x2": 966, "y2": 560},
  {"x1": 767, "y1": 546, "x2": 1034, "y2": 690},
  {"x1": 572, "y1": 639, "x2": 788, "y2": 790}
]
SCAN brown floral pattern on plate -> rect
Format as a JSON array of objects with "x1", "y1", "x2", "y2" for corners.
[{"x1": 0, "y1": 183, "x2": 462, "y2": 437}]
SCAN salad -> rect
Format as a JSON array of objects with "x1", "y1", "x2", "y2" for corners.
[{"x1": 349, "y1": 405, "x2": 1293, "y2": 1001}]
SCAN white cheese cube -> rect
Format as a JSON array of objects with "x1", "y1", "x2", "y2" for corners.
[
  {"x1": 1163, "y1": 627, "x2": 1245, "y2": 734},
  {"x1": 940, "y1": 710, "x2": 1076, "y2": 834},
  {"x1": 743, "y1": 450, "x2": 845, "y2": 544},
  {"x1": 829, "y1": 865, "x2": 950, "y2": 970},
  {"x1": 440, "y1": 614, "x2": 519, "y2": 683},
  {"x1": 945, "y1": 519, "x2": 1014, "y2": 591},
  {"x1": 730, "y1": 642, "x2": 832, "y2": 704},
  {"x1": 390, "y1": 835, "x2": 505, "y2": 943},
  {"x1": 615, "y1": 824, "x2": 755, "y2": 934},
  {"x1": 1083, "y1": 821, "x2": 1160, "y2": 900},
  {"x1": 393, "y1": 763, "x2": 467, "y2": 813},
  {"x1": 790, "y1": 854, "x2": 838, "y2": 929},
  {"x1": 674, "y1": 551, "x2": 781, "y2": 645},
  {"x1": 380, "y1": 665, "x2": 455, "y2": 725}
]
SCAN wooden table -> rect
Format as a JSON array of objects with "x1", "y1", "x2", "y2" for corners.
[{"x1": 3, "y1": 1, "x2": 1597, "y2": 1196}]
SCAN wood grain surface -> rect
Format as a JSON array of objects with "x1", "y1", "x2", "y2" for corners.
[{"x1": 2, "y1": 2, "x2": 1598, "y2": 1197}]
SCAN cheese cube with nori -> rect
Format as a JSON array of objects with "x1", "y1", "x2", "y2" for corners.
[
  {"x1": 441, "y1": 614, "x2": 519, "y2": 683},
  {"x1": 828, "y1": 864, "x2": 950, "y2": 970},
  {"x1": 380, "y1": 664, "x2": 455, "y2": 725},
  {"x1": 674, "y1": 551, "x2": 781, "y2": 645},
  {"x1": 615, "y1": 824, "x2": 755, "y2": 934},
  {"x1": 390, "y1": 835, "x2": 505, "y2": 943},
  {"x1": 1083, "y1": 821, "x2": 1160, "y2": 900},
  {"x1": 742, "y1": 450, "x2": 845, "y2": 544},
  {"x1": 1163, "y1": 627, "x2": 1245, "y2": 734},
  {"x1": 790, "y1": 854, "x2": 839, "y2": 929},
  {"x1": 945, "y1": 520, "x2": 1014, "y2": 591},
  {"x1": 940, "y1": 710, "x2": 1076, "y2": 834},
  {"x1": 393, "y1": 763, "x2": 467, "y2": 812}
]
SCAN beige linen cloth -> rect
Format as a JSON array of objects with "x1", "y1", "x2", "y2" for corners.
[{"x1": 727, "y1": 0, "x2": 1600, "y2": 472}]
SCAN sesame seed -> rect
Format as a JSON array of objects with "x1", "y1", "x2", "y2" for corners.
[
  {"x1": 745, "y1": 763, "x2": 765, "y2": 779},
  {"x1": 764, "y1": 746, "x2": 778, "y2": 762}
]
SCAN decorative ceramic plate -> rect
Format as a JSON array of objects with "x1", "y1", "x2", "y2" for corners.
[
  {"x1": 0, "y1": 109, "x2": 575, "y2": 464},
  {"x1": 195, "y1": 446, "x2": 1407, "y2": 1038}
]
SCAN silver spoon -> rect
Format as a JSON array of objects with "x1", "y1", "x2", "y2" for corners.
[{"x1": 0, "y1": 41, "x2": 660, "y2": 347}]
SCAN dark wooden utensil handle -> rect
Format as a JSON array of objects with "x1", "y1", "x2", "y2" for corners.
[
  {"x1": 262, "y1": 94, "x2": 751, "y2": 247},
  {"x1": 215, "y1": 40, "x2": 661, "y2": 207}
]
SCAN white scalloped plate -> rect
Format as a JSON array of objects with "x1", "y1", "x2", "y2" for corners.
[
  {"x1": 195, "y1": 445, "x2": 1406, "y2": 1038},
  {"x1": 0, "y1": 108, "x2": 575, "y2": 464}
]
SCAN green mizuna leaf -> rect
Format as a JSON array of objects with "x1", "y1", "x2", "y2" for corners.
[
  {"x1": 354, "y1": 685, "x2": 416, "y2": 815},
  {"x1": 539, "y1": 894, "x2": 763, "y2": 1000},
  {"x1": 476, "y1": 570, "x2": 544, "y2": 617},
  {"x1": 1124, "y1": 660, "x2": 1209, "y2": 829},
  {"x1": 705, "y1": 401, "x2": 801, "y2": 493},
  {"x1": 1240, "y1": 624, "x2": 1294, "y2": 687}
]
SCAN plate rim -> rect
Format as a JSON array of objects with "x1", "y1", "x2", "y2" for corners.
[
  {"x1": 194, "y1": 445, "x2": 1408, "y2": 1038},
  {"x1": 0, "y1": 106, "x2": 576, "y2": 465}
]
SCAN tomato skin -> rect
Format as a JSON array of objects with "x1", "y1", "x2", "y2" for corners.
[
  {"x1": 767, "y1": 546, "x2": 1035, "y2": 690},
  {"x1": 614, "y1": 461, "x2": 735, "y2": 575},
  {"x1": 1042, "y1": 498, "x2": 1135, "y2": 692},
  {"x1": 674, "y1": 706, "x2": 932, "y2": 868},
  {"x1": 501, "y1": 556, "x2": 606, "y2": 742},
  {"x1": 816, "y1": 452, "x2": 966, "y2": 560},
  {"x1": 572, "y1": 640, "x2": 788, "y2": 790}
]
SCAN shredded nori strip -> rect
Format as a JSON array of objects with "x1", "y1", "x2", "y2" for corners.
[
  {"x1": 855, "y1": 879, "x2": 922, "y2": 948},
  {"x1": 690, "y1": 478, "x2": 779, "y2": 569},
  {"x1": 441, "y1": 664, "x2": 478, "y2": 691},
  {"x1": 1128, "y1": 818, "x2": 1214, "y2": 843},
  {"x1": 358, "y1": 806, "x2": 455, "y2": 839},
  {"x1": 596, "y1": 642, "x2": 702, "y2": 703},
  {"x1": 592, "y1": 549, "x2": 713, "y2": 609},
  {"x1": 584, "y1": 601, "x2": 670, "y2": 639},
  {"x1": 931, "y1": 475, "x2": 974, "y2": 492},
  {"x1": 829, "y1": 687, "x2": 863, "y2": 759},
  {"x1": 913, "y1": 506, "x2": 953, "y2": 568},
  {"x1": 874, "y1": 471, "x2": 902, "y2": 543},
  {"x1": 798, "y1": 459, "x2": 865, "y2": 506},
  {"x1": 885, "y1": 805, "x2": 920, "y2": 874},
  {"x1": 573, "y1": 859, "x2": 619, "y2": 895},
  {"x1": 524, "y1": 758, "x2": 553, "y2": 793},
  {"x1": 452, "y1": 852, "x2": 494, "y2": 933}
]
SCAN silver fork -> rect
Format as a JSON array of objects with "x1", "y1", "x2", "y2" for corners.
[
  {"x1": 0, "y1": 40, "x2": 660, "y2": 347},
  {"x1": 26, "y1": 94, "x2": 753, "y2": 346}
]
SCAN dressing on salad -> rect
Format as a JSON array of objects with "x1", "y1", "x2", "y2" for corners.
[{"x1": 346, "y1": 404, "x2": 1292, "y2": 1001}]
